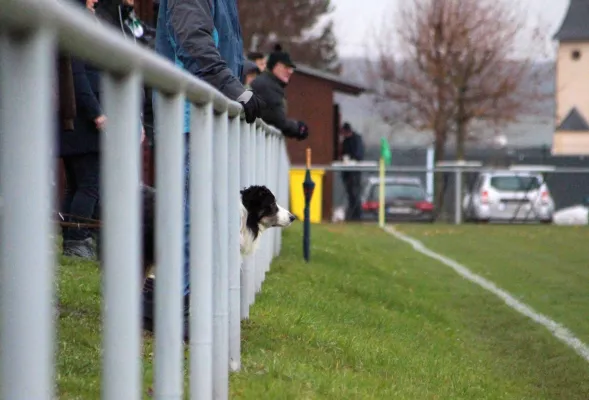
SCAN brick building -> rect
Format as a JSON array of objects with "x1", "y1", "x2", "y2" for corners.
[{"x1": 282, "y1": 66, "x2": 364, "y2": 219}]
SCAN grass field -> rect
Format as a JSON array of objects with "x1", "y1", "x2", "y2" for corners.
[{"x1": 55, "y1": 223, "x2": 589, "y2": 399}]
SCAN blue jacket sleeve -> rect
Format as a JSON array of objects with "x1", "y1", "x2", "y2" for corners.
[
  {"x1": 71, "y1": 58, "x2": 102, "y2": 121},
  {"x1": 168, "y1": 0, "x2": 246, "y2": 100}
]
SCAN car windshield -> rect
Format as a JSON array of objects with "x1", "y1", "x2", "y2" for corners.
[
  {"x1": 369, "y1": 183, "x2": 426, "y2": 201},
  {"x1": 490, "y1": 175, "x2": 541, "y2": 191}
]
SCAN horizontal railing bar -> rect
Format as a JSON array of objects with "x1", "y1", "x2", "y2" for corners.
[{"x1": 0, "y1": 0, "x2": 243, "y2": 116}]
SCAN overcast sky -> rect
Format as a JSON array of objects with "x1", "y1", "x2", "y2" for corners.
[{"x1": 331, "y1": 0, "x2": 570, "y2": 59}]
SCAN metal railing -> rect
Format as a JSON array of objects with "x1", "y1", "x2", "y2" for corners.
[
  {"x1": 0, "y1": 1, "x2": 290, "y2": 399},
  {"x1": 305, "y1": 163, "x2": 589, "y2": 225}
]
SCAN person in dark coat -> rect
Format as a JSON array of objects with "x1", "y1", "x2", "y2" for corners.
[
  {"x1": 250, "y1": 44, "x2": 309, "y2": 141},
  {"x1": 58, "y1": 0, "x2": 105, "y2": 259},
  {"x1": 340, "y1": 122, "x2": 365, "y2": 221}
]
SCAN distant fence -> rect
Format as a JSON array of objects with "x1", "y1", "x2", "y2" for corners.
[
  {"x1": 307, "y1": 163, "x2": 589, "y2": 224},
  {"x1": 0, "y1": 1, "x2": 289, "y2": 399},
  {"x1": 330, "y1": 145, "x2": 589, "y2": 220}
]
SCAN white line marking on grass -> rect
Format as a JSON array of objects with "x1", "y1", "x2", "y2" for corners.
[{"x1": 383, "y1": 225, "x2": 589, "y2": 363}]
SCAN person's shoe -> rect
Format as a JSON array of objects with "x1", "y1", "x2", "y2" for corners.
[
  {"x1": 63, "y1": 237, "x2": 96, "y2": 260},
  {"x1": 141, "y1": 277, "x2": 191, "y2": 342}
]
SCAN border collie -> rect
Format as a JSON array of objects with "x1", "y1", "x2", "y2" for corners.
[
  {"x1": 140, "y1": 184, "x2": 295, "y2": 280},
  {"x1": 240, "y1": 185, "x2": 295, "y2": 255}
]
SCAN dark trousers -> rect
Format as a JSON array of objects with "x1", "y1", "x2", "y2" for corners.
[
  {"x1": 343, "y1": 172, "x2": 362, "y2": 220},
  {"x1": 61, "y1": 153, "x2": 100, "y2": 241}
]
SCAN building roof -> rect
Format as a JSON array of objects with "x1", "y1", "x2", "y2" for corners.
[
  {"x1": 294, "y1": 65, "x2": 366, "y2": 96},
  {"x1": 553, "y1": 0, "x2": 589, "y2": 42},
  {"x1": 557, "y1": 107, "x2": 589, "y2": 131}
]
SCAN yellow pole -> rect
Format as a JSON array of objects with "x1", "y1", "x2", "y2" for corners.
[{"x1": 378, "y1": 157, "x2": 385, "y2": 228}]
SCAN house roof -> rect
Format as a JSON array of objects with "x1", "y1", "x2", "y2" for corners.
[
  {"x1": 557, "y1": 107, "x2": 589, "y2": 131},
  {"x1": 294, "y1": 65, "x2": 366, "y2": 96},
  {"x1": 553, "y1": 0, "x2": 589, "y2": 42}
]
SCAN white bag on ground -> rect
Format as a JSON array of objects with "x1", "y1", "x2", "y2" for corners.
[{"x1": 553, "y1": 205, "x2": 588, "y2": 225}]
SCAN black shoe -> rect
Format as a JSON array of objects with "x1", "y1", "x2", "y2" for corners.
[
  {"x1": 141, "y1": 277, "x2": 191, "y2": 342},
  {"x1": 63, "y1": 237, "x2": 96, "y2": 260}
]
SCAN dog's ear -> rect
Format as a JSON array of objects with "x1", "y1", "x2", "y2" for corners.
[
  {"x1": 240, "y1": 186, "x2": 258, "y2": 210},
  {"x1": 241, "y1": 185, "x2": 274, "y2": 212}
]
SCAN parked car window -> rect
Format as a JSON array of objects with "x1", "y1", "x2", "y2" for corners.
[{"x1": 490, "y1": 176, "x2": 541, "y2": 191}]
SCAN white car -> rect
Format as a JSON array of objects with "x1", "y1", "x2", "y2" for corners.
[{"x1": 462, "y1": 170, "x2": 554, "y2": 223}]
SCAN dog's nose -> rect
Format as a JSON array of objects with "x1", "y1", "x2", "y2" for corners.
[{"x1": 289, "y1": 213, "x2": 296, "y2": 222}]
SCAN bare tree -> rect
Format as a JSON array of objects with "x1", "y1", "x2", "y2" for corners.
[
  {"x1": 366, "y1": 0, "x2": 551, "y2": 160},
  {"x1": 365, "y1": 0, "x2": 551, "y2": 211}
]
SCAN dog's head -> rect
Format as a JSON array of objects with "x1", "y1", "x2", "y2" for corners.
[{"x1": 240, "y1": 185, "x2": 295, "y2": 230}]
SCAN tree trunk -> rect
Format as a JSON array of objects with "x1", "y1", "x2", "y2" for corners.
[
  {"x1": 455, "y1": 86, "x2": 467, "y2": 160},
  {"x1": 433, "y1": 132, "x2": 447, "y2": 218},
  {"x1": 456, "y1": 121, "x2": 466, "y2": 160}
]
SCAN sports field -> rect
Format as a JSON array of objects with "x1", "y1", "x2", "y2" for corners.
[{"x1": 56, "y1": 223, "x2": 589, "y2": 399}]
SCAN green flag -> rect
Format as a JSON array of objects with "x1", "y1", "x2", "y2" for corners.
[{"x1": 380, "y1": 137, "x2": 392, "y2": 166}]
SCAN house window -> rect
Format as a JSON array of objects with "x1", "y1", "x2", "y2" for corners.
[{"x1": 572, "y1": 50, "x2": 581, "y2": 60}]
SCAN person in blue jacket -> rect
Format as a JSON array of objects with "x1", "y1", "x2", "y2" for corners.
[{"x1": 142, "y1": 0, "x2": 264, "y2": 340}]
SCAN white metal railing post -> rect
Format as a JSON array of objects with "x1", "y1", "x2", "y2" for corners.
[
  {"x1": 268, "y1": 134, "x2": 275, "y2": 260},
  {"x1": 263, "y1": 132, "x2": 271, "y2": 278},
  {"x1": 153, "y1": 91, "x2": 185, "y2": 399},
  {"x1": 274, "y1": 134, "x2": 280, "y2": 256},
  {"x1": 255, "y1": 124, "x2": 265, "y2": 295},
  {"x1": 212, "y1": 110, "x2": 230, "y2": 399},
  {"x1": 277, "y1": 136, "x2": 283, "y2": 255},
  {"x1": 276, "y1": 137, "x2": 282, "y2": 254},
  {"x1": 0, "y1": 27, "x2": 56, "y2": 400},
  {"x1": 240, "y1": 122, "x2": 251, "y2": 320},
  {"x1": 101, "y1": 71, "x2": 143, "y2": 400},
  {"x1": 273, "y1": 135, "x2": 280, "y2": 257},
  {"x1": 189, "y1": 102, "x2": 214, "y2": 400},
  {"x1": 228, "y1": 115, "x2": 241, "y2": 372},
  {"x1": 248, "y1": 125, "x2": 257, "y2": 306},
  {"x1": 279, "y1": 139, "x2": 288, "y2": 253},
  {"x1": 267, "y1": 133, "x2": 275, "y2": 263}
]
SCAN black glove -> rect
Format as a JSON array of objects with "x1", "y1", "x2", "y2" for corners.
[
  {"x1": 297, "y1": 121, "x2": 309, "y2": 141},
  {"x1": 238, "y1": 90, "x2": 265, "y2": 124}
]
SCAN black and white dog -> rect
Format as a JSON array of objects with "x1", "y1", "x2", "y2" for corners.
[
  {"x1": 239, "y1": 185, "x2": 295, "y2": 255},
  {"x1": 141, "y1": 184, "x2": 295, "y2": 280}
]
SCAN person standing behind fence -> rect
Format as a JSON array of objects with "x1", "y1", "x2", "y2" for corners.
[
  {"x1": 242, "y1": 59, "x2": 261, "y2": 88},
  {"x1": 340, "y1": 122, "x2": 364, "y2": 221},
  {"x1": 247, "y1": 51, "x2": 267, "y2": 73},
  {"x1": 58, "y1": 0, "x2": 106, "y2": 259},
  {"x1": 144, "y1": 0, "x2": 265, "y2": 339},
  {"x1": 250, "y1": 44, "x2": 309, "y2": 141},
  {"x1": 60, "y1": 0, "x2": 148, "y2": 261}
]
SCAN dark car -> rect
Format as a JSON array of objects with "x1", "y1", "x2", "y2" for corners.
[{"x1": 360, "y1": 176, "x2": 435, "y2": 223}]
